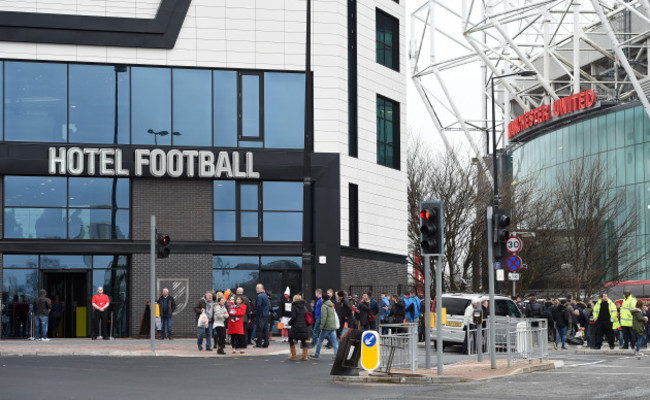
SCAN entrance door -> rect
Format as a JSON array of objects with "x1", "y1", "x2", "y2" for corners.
[{"x1": 42, "y1": 272, "x2": 88, "y2": 338}]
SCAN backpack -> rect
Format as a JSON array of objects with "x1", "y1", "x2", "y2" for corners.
[{"x1": 542, "y1": 304, "x2": 553, "y2": 319}]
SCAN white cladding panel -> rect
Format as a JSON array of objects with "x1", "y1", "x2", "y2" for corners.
[{"x1": 0, "y1": 0, "x2": 407, "y2": 256}]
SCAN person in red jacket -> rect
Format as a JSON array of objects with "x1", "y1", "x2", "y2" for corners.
[
  {"x1": 227, "y1": 296, "x2": 247, "y2": 354},
  {"x1": 91, "y1": 286, "x2": 110, "y2": 340}
]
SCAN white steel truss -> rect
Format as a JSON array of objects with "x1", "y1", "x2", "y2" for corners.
[{"x1": 411, "y1": 0, "x2": 650, "y2": 172}]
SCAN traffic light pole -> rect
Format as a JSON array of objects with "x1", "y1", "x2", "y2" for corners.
[
  {"x1": 424, "y1": 255, "x2": 431, "y2": 370},
  {"x1": 435, "y1": 254, "x2": 443, "y2": 375},
  {"x1": 150, "y1": 215, "x2": 156, "y2": 354},
  {"x1": 486, "y1": 207, "x2": 496, "y2": 369}
]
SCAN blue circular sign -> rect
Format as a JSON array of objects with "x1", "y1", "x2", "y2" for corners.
[
  {"x1": 363, "y1": 332, "x2": 377, "y2": 347},
  {"x1": 506, "y1": 255, "x2": 522, "y2": 272}
]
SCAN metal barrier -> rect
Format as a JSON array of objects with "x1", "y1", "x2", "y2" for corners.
[
  {"x1": 378, "y1": 323, "x2": 418, "y2": 373},
  {"x1": 464, "y1": 318, "x2": 549, "y2": 366}
]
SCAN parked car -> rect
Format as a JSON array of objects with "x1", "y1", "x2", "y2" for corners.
[{"x1": 429, "y1": 293, "x2": 522, "y2": 346}]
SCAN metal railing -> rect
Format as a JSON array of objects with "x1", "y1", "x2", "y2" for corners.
[
  {"x1": 378, "y1": 322, "x2": 418, "y2": 373},
  {"x1": 465, "y1": 317, "x2": 549, "y2": 366}
]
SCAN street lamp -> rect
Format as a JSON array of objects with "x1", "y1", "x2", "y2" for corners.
[{"x1": 490, "y1": 70, "x2": 537, "y2": 207}]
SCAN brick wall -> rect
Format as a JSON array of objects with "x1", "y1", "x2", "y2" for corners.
[{"x1": 129, "y1": 179, "x2": 214, "y2": 337}]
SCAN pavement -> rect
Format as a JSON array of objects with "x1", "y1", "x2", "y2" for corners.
[
  {"x1": 0, "y1": 337, "x2": 301, "y2": 357},
  {"x1": 0, "y1": 336, "x2": 568, "y2": 384}
]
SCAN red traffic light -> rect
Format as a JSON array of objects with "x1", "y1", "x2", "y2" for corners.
[
  {"x1": 420, "y1": 209, "x2": 436, "y2": 221},
  {"x1": 160, "y1": 235, "x2": 170, "y2": 245}
]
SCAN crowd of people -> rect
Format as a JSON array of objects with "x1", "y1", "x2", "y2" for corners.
[
  {"x1": 519, "y1": 291, "x2": 649, "y2": 357},
  {"x1": 191, "y1": 286, "x2": 425, "y2": 359}
]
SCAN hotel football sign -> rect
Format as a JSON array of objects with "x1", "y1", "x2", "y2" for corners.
[{"x1": 48, "y1": 147, "x2": 260, "y2": 179}]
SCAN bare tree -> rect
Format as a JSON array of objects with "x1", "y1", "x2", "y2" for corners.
[
  {"x1": 554, "y1": 157, "x2": 644, "y2": 299},
  {"x1": 407, "y1": 135, "x2": 479, "y2": 293}
]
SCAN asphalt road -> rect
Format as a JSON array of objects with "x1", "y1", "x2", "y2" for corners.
[{"x1": 0, "y1": 352, "x2": 648, "y2": 400}]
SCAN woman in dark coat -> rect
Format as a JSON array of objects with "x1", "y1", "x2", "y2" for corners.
[
  {"x1": 389, "y1": 295, "x2": 406, "y2": 333},
  {"x1": 288, "y1": 294, "x2": 311, "y2": 361}
]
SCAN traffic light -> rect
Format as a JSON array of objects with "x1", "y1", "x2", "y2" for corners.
[
  {"x1": 157, "y1": 233, "x2": 171, "y2": 258},
  {"x1": 419, "y1": 200, "x2": 443, "y2": 255},
  {"x1": 492, "y1": 208, "x2": 510, "y2": 260}
]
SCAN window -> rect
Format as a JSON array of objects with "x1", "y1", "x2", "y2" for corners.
[
  {"x1": 263, "y1": 182, "x2": 303, "y2": 241},
  {"x1": 348, "y1": 0, "x2": 358, "y2": 157},
  {"x1": 213, "y1": 181, "x2": 303, "y2": 242},
  {"x1": 212, "y1": 255, "x2": 302, "y2": 306},
  {"x1": 239, "y1": 72, "x2": 262, "y2": 145},
  {"x1": 4, "y1": 176, "x2": 130, "y2": 239},
  {"x1": 264, "y1": 72, "x2": 305, "y2": 149},
  {"x1": 349, "y1": 183, "x2": 358, "y2": 247},
  {"x1": 2, "y1": 61, "x2": 305, "y2": 149},
  {"x1": 214, "y1": 70, "x2": 238, "y2": 147},
  {"x1": 376, "y1": 9, "x2": 399, "y2": 72},
  {"x1": 131, "y1": 67, "x2": 172, "y2": 145},
  {"x1": 5, "y1": 62, "x2": 67, "y2": 142},
  {"x1": 377, "y1": 95, "x2": 400, "y2": 169},
  {"x1": 69, "y1": 65, "x2": 130, "y2": 144},
  {"x1": 173, "y1": 68, "x2": 212, "y2": 146}
]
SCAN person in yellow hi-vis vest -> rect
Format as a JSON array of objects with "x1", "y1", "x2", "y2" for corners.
[
  {"x1": 620, "y1": 290, "x2": 637, "y2": 349},
  {"x1": 592, "y1": 293, "x2": 618, "y2": 350}
]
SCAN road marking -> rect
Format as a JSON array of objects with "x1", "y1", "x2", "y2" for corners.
[{"x1": 565, "y1": 360, "x2": 606, "y2": 367}]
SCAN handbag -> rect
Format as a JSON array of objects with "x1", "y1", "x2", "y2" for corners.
[
  {"x1": 334, "y1": 312, "x2": 341, "y2": 330},
  {"x1": 305, "y1": 306, "x2": 314, "y2": 326},
  {"x1": 197, "y1": 311, "x2": 208, "y2": 328}
]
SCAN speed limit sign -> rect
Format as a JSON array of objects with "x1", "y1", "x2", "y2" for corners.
[{"x1": 506, "y1": 236, "x2": 522, "y2": 253}]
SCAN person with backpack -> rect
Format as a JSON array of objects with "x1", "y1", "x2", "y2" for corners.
[
  {"x1": 525, "y1": 295, "x2": 543, "y2": 318},
  {"x1": 404, "y1": 292, "x2": 420, "y2": 323}
]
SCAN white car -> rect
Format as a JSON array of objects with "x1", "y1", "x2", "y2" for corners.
[{"x1": 429, "y1": 293, "x2": 522, "y2": 346}]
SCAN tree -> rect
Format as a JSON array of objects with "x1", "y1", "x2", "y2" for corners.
[
  {"x1": 554, "y1": 157, "x2": 644, "y2": 299},
  {"x1": 407, "y1": 135, "x2": 479, "y2": 293}
]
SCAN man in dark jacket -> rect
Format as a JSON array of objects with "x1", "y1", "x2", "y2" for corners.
[
  {"x1": 157, "y1": 288, "x2": 177, "y2": 340},
  {"x1": 525, "y1": 295, "x2": 543, "y2": 318},
  {"x1": 552, "y1": 299, "x2": 571, "y2": 350},
  {"x1": 358, "y1": 293, "x2": 371, "y2": 330},
  {"x1": 34, "y1": 289, "x2": 51, "y2": 341},
  {"x1": 255, "y1": 283, "x2": 270, "y2": 348},
  {"x1": 336, "y1": 290, "x2": 356, "y2": 330}
]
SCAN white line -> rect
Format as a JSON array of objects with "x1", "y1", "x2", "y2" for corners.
[{"x1": 565, "y1": 360, "x2": 606, "y2": 367}]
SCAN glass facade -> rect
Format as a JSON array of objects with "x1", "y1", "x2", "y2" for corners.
[
  {"x1": 1, "y1": 254, "x2": 128, "y2": 338},
  {"x1": 0, "y1": 60, "x2": 305, "y2": 149},
  {"x1": 4, "y1": 176, "x2": 130, "y2": 240},
  {"x1": 213, "y1": 181, "x2": 303, "y2": 242},
  {"x1": 511, "y1": 103, "x2": 650, "y2": 280},
  {"x1": 212, "y1": 255, "x2": 302, "y2": 307}
]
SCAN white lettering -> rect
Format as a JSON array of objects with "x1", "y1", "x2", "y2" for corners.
[
  {"x1": 135, "y1": 149, "x2": 150, "y2": 176},
  {"x1": 182, "y1": 150, "x2": 198, "y2": 178},
  {"x1": 215, "y1": 151, "x2": 233, "y2": 178},
  {"x1": 246, "y1": 152, "x2": 260, "y2": 179},
  {"x1": 67, "y1": 147, "x2": 84, "y2": 176},
  {"x1": 49, "y1": 147, "x2": 66, "y2": 175},
  {"x1": 167, "y1": 150, "x2": 183, "y2": 178},
  {"x1": 114, "y1": 149, "x2": 129, "y2": 176},
  {"x1": 149, "y1": 149, "x2": 166, "y2": 178},
  {"x1": 232, "y1": 152, "x2": 246, "y2": 178},
  {"x1": 199, "y1": 151, "x2": 215, "y2": 178},
  {"x1": 83, "y1": 148, "x2": 99, "y2": 175},
  {"x1": 99, "y1": 148, "x2": 115, "y2": 175}
]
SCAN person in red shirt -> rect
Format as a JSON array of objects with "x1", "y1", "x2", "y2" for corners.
[
  {"x1": 227, "y1": 296, "x2": 247, "y2": 354},
  {"x1": 91, "y1": 286, "x2": 110, "y2": 340}
]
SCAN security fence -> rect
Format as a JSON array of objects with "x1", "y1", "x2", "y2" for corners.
[
  {"x1": 378, "y1": 322, "x2": 418, "y2": 373},
  {"x1": 466, "y1": 317, "x2": 549, "y2": 366}
]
